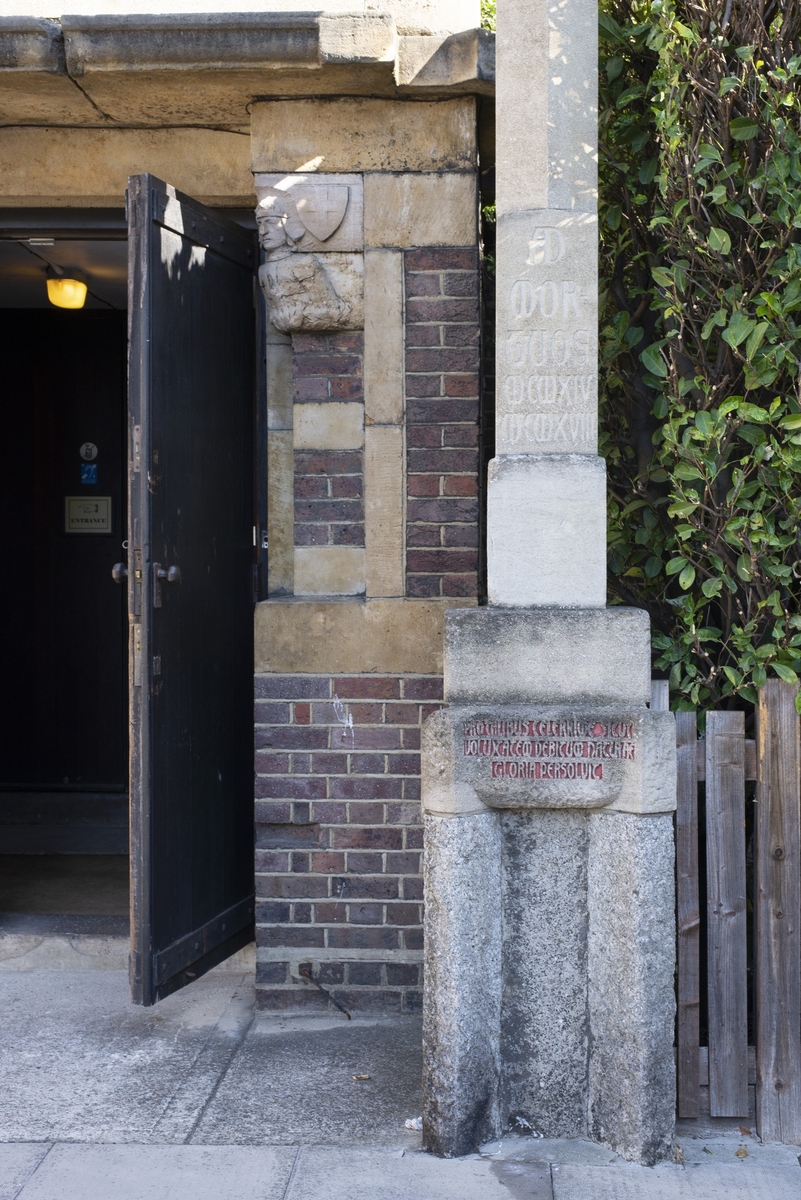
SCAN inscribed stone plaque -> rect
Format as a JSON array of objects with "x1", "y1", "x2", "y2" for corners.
[
  {"x1": 422, "y1": 705, "x2": 676, "y2": 815},
  {"x1": 496, "y1": 209, "x2": 598, "y2": 455}
]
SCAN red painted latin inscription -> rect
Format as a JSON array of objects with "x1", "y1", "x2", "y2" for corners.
[{"x1": 462, "y1": 717, "x2": 637, "y2": 783}]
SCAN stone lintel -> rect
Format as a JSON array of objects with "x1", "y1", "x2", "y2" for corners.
[
  {"x1": 422, "y1": 705, "x2": 677, "y2": 816},
  {"x1": 444, "y1": 606, "x2": 652, "y2": 707},
  {"x1": 254, "y1": 596, "x2": 475, "y2": 676}
]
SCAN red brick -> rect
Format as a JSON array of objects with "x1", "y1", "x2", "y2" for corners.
[
  {"x1": 349, "y1": 903, "x2": 383, "y2": 925},
  {"x1": 346, "y1": 851, "x2": 384, "y2": 873},
  {"x1": 402, "y1": 677, "x2": 443, "y2": 700},
  {"x1": 294, "y1": 476, "x2": 329, "y2": 499},
  {"x1": 327, "y1": 926, "x2": 399, "y2": 949},
  {"x1": 407, "y1": 475, "x2": 440, "y2": 497},
  {"x1": 331, "y1": 875, "x2": 399, "y2": 899},
  {"x1": 311, "y1": 851, "x2": 346, "y2": 873},
  {"x1": 331, "y1": 524, "x2": 365, "y2": 547},
  {"x1": 294, "y1": 352, "x2": 362, "y2": 376},
  {"x1": 444, "y1": 475, "x2": 478, "y2": 496},
  {"x1": 330, "y1": 826, "x2": 403, "y2": 850},
  {"x1": 254, "y1": 777, "x2": 328, "y2": 801},
  {"x1": 348, "y1": 702, "x2": 385, "y2": 724},
  {"x1": 254, "y1": 849, "x2": 290, "y2": 872},
  {"x1": 443, "y1": 373, "x2": 480, "y2": 397},
  {"x1": 292, "y1": 332, "x2": 331, "y2": 351},
  {"x1": 333, "y1": 676, "x2": 400, "y2": 699},
  {"x1": 443, "y1": 322, "x2": 480, "y2": 346},
  {"x1": 331, "y1": 475, "x2": 363, "y2": 498},
  {"x1": 315, "y1": 901, "x2": 347, "y2": 923},
  {"x1": 330, "y1": 776, "x2": 403, "y2": 799},
  {"x1": 442, "y1": 272, "x2": 479, "y2": 298},
  {"x1": 293, "y1": 450, "x2": 362, "y2": 476},
  {"x1": 405, "y1": 248, "x2": 477, "y2": 271},
  {"x1": 330, "y1": 331, "x2": 364, "y2": 352},
  {"x1": 255, "y1": 676, "x2": 329, "y2": 700},
  {"x1": 443, "y1": 574, "x2": 478, "y2": 597},
  {"x1": 256, "y1": 874, "x2": 329, "y2": 898},
  {"x1": 293, "y1": 702, "x2": 311, "y2": 724}
]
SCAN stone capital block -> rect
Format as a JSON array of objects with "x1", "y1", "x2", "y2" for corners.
[
  {"x1": 423, "y1": 705, "x2": 676, "y2": 816},
  {"x1": 444, "y1": 607, "x2": 652, "y2": 708},
  {"x1": 487, "y1": 454, "x2": 606, "y2": 607}
]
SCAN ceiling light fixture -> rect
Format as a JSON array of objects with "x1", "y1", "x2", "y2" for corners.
[{"x1": 46, "y1": 267, "x2": 87, "y2": 310}]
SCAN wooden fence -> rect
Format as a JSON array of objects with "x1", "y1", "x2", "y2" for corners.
[{"x1": 655, "y1": 679, "x2": 801, "y2": 1140}]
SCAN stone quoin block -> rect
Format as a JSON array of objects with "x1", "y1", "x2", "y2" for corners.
[
  {"x1": 487, "y1": 454, "x2": 607, "y2": 607},
  {"x1": 364, "y1": 173, "x2": 477, "y2": 249},
  {"x1": 365, "y1": 425, "x2": 405, "y2": 598},
  {"x1": 363, "y1": 250, "x2": 404, "y2": 425},
  {"x1": 293, "y1": 402, "x2": 364, "y2": 451},
  {"x1": 293, "y1": 546, "x2": 366, "y2": 596}
]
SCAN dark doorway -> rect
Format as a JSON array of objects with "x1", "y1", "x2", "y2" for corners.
[{"x1": 0, "y1": 309, "x2": 129, "y2": 860}]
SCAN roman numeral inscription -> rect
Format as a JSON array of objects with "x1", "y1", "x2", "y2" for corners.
[{"x1": 497, "y1": 212, "x2": 598, "y2": 455}]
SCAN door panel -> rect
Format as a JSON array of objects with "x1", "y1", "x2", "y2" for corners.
[{"x1": 128, "y1": 175, "x2": 255, "y2": 1004}]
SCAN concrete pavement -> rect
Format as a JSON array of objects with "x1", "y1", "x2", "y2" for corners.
[{"x1": 1, "y1": 965, "x2": 800, "y2": 1198}]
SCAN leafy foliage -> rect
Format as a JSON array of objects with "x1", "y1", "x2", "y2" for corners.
[
  {"x1": 599, "y1": 0, "x2": 801, "y2": 709},
  {"x1": 481, "y1": 0, "x2": 496, "y2": 32}
]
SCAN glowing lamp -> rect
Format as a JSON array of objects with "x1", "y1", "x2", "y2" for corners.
[{"x1": 46, "y1": 269, "x2": 87, "y2": 309}]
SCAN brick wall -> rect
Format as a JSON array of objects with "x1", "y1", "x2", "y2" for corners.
[
  {"x1": 404, "y1": 248, "x2": 481, "y2": 599},
  {"x1": 293, "y1": 331, "x2": 365, "y2": 551},
  {"x1": 254, "y1": 672, "x2": 443, "y2": 1014}
]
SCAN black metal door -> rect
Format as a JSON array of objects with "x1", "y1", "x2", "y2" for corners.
[{"x1": 127, "y1": 175, "x2": 255, "y2": 1004}]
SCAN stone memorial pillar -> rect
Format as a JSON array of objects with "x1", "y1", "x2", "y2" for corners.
[{"x1": 421, "y1": 0, "x2": 677, "y2": 1165}]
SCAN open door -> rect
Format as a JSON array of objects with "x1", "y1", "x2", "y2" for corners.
[{"x1": 127, "y1": 175, "x2": 255, "y2": 1004}]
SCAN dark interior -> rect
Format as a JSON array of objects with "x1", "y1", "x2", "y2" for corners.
[{"x1": 0, "y1": 240, "x2": 130, "y2": 928}]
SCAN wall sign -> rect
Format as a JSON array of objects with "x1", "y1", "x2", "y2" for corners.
[
  {"x1": 80, "y1": 442, "x2": 98, "y2": 461},
  {"x1": 80, "y1": 463, "x2": 98, "y2": 484},
  {"x1": 65, "y1": 496, "x2": 111, "y2": 533}
]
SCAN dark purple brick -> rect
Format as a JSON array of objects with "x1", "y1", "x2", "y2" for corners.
[
  {"x1": 405, "y1": 346, "x2": 479, "y2": 373},
  {"x1": 348, "y1": 961, "x2": 383, "y2": 985},
  {"x1": 256, "y1": 727, "x2": 329, "y2": 750},
  {"x1": 443, "y1": 424, "x2": 479, "y2": 446},
  {"x1": 327, "y1": 926, "x2": 399, "y2": 950},
  {"x1": 294, "y1": 475, "x2": 329, "y2": 499},
  {"x1": 331, "y1": 826, "x2": 403, "y2": 851},
  {"x1": 442, "y1": 272, "x2": 480, "y2": 298},
  {"x1": 406, "y1": 550, "x2": 478, "y2": 573},
  {"x1": 405, "y1": 323, "x2": 441, "y2": 347},
  {"x1": 254, "y1": 776, "x2": 328, "y2": 800},
  {"x1": 331, "y1": 875, "x2": 399, "y2": 900},
  {"x1": 331, "y1": 475, "x2": 363, "y2": 498},
  {"x1": 293, "y1": 375, "x2": 329, "y2": 400},
  {"x1": 312, "y1": 801, "x2": 349, "y2": 823},
  {"x1": 333, "y1": 676, "x2": 400, "y2": 699},
  {"x1": 256, "y1": 874, "x2": 329, "y2": 898},
  {"x1": 443, "y1": 574, "x2": 479, "y2": 597},
  {"x1": 330, "y1": 523, "x2": 365, "y2": 546},
  {"x1": 293, "y1": 450, "x2": 363, "y2": 476},
  {"x1": 294, "y1": 352, "x2": 362, "y2": 376},
  {"x1": 386, "y1": 902, "x2": 421, "y2": 925},
  {"x1": 292, "y1": 903, "x2": 312, "y2": 923},
  {"x1": 255, "y1": 676, "x2": 330, "y2": 700},
  {"x1": 385, "y1": 851, "x2": 421, "y2": 874},
  {"x1": 315, "y1": 901, "x2": 347, "y2": 923},
  {"x1": 406, "y1": 575, "x2": 441, "y2": 597},
  {"x1": 406, "y1": 297, "x2": 478, "y2": 323},
  {"x1": 255, "y1": 961, "x2": 289, "y2": 985},
  {"x1": 257, "y1": 926, "x2": 325, "y2": 948},
  {"x1": 406, "y1": 425, "x2": 442, "y2": 447},
  {"x1": 444, "y1": 524, "x2": 480, "y2": 546},
  {"x1": 291, "y1": 851, "x2": 310, "y2": 873},
  {"x1": 406, "y1": 398, "x2": 478, "y2": 424},
  {"x1": 404, "y1": 272, "x2": 442, "y2": 297},
  {"x1": 406, "y1": 828, "x2": 424, "y2": 849},
  {"x1": 254, "y1": 849, "x2": 290, "y2": 872},
  {"x1": 386, "y1": 963, "x2": 421, "y2": 986},
  {"x1": 329, "y1": 376, "x2": 364, "y2": 400},
  {"x1": 402, "y1": 877, "x2": 424, "y2": 900},
  {"x1": 402, "y1": 677, "x2": 443, "y2": 700},
  {"x1": 386, "y1": 754, "x2": 421, "y2": 776},
  {"x1": 255, "y1": 901, "x2": 291, "y2": 923},
  {"x1": 253, "y1": 702, "x2": 292, "y2": 724},
  {"x1": 404, "y1": 374, "x2": 442, "y2": 398},
  {"x1": 407, "y1": 447, "x2": 478, "y2": 473},
  {"x1": 443, "y1": 373, "x2": 480, "y2": 397},
  {"x1": 330, "y1": 776, "x2": 403, "y2": 800},
  {"x1": 406, "y1": 497, "x2": 478, "y2": 523},
  {"x1": 349, "y1": 903, "x2": 383, "y2": 925},
  {"x1": 295, "y1": 499, "x2": 363, "y2": 523},
  {"x1": 405, "y1": 248, "x2": 478, "y2": 271},
  {"x1": 346, "y1": 851, "x2": 384, "y2": 873},
  {"x1": 402, "y1": 727, "x2": 421, "y2": 750},
  {"x1": 403, "y1": 927, "x2": 424, "y2": 949},
  {"x1": 405, "y1": 525, "x2": 442, "y2": 547},
  {"x1": 253, "y1": 800, "x2": 292, "y2": 824},
  {"x1": 294, "y1": 524, "x2": 328, "y2": 546},
  {"x1": 332, "y1": 727, "x2": 402, "y2": 751},
  {"x1": 386, "y1": 802, "x2": 422, "y2": 825},
  {"x1": 311, "y1": 753, "x2": 349, "y2": 775},
  {"x1": 256, "y1": 823, "x2": 324, "y2": 849},
  {"x1": 349, "y1": 754, "x2": 387, "y2": 775},
  {"x1": 403, "y1": 779, "x2": 422, "y2": 802}
]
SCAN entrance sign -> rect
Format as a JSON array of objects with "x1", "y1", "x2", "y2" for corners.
[
  {"x1": 127, "y1": 175, "x2": 256, "y2": 1005},
  {"x1": 65, "y1": 495, "x2": 110, "y2": 532}
]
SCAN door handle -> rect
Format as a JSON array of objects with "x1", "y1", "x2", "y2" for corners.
[
  {"x1": 112, "y1": 562, "x2": 128, "y2": 583},
  {"x1": 153, "y1": 562, "x2": 181, "y2": 607}
]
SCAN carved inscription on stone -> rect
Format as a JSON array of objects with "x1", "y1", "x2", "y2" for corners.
[
  {"x1": 496, "y1": 210, "x2": 598, "y2": 455},
  {"x1": 462, "y1": 716, "x2": 636, "y2": 783}
]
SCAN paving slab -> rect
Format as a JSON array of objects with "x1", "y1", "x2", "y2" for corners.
[
  {"x1": 0, "y1": 1144, "x2": 50, "y2": 1200},
  {"x1": 0, "y1": 969, "x2": 253, "y2": 1142},
  {"x1": 13, "y1": 1144, "x2": 297, "y2": 1200},
  {"x1": 191, "y1": 1014, "x2": 424, "y2": 1146},
  {"x1": 285, "y1": 1146, "x2": 553, "y2": 1200},
  {"x1": 551, "y1": 1161, "x2": 801, "y2": 1199}
]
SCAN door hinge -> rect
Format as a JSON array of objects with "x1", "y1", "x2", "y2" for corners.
[
  {"x1": 132, "y1": 425, "x2": 141, "y2": 473},
  {"x1": 133, "y1": 624, "x2": 143, "y2": 687}
]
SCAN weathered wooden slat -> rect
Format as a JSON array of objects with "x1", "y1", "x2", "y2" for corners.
[
  {"x1": 706, "y1": 710, "x2": 749, "y2": 1116},
  {"x1": 676, "y1": 710, "x2": 700, "y2": 1119},
  {"x1": 651, "y1": 679, "x2": 670, "y2": 711},
  {"x1": 696, "y1": 739, "x2": 756, "y2": 781},
  {"x1": 755, "y1": 681, "x2": 801, "y2": 1143}
]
